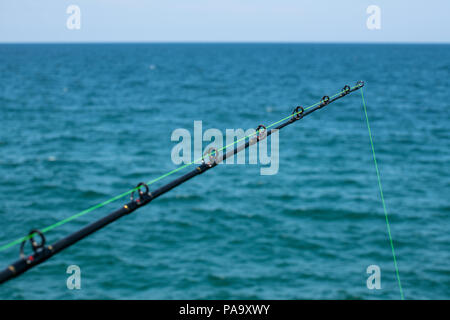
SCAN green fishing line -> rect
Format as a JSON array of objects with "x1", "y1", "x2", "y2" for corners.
[
  {"x1": 0, "y1": 85, "x2": 358, "y2": 252},
  {"x1": 360, "y1": 88, "x2": 404, "y2": 300}
]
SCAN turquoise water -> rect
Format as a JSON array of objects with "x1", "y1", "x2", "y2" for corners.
[{"x1": 0, "y1": 44, "x2": 449, "y2": 299}]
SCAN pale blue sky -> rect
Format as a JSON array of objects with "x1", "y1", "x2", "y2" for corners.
[{"x1": 0, "y1": 0, "x2": 449, "y2": 43}]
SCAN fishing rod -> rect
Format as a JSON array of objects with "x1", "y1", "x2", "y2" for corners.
[{"x1": 0, "y1": 81, "x2": 364, "y2": 285}]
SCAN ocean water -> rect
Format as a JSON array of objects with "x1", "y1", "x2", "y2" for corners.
[{"x1": 0, "y1": 43, "x2": 448, "y2": 300}]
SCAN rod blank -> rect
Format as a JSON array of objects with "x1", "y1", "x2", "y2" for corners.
[{"x1": 0, "y1": 82, "x2": 364, "y2": 285}]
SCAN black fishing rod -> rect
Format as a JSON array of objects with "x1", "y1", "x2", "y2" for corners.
[{"x1": 0, "y1": 81, "x2": 364, "y2": 284}]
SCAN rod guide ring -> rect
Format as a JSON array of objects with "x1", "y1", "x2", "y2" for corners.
[
  {"x1": 131, "y1": 182, "x2": 150, "y2": 202},
  {"x1": 203, "y1": 147, "x2": 219, "y2": 166},
  {"x1": 321, "y1": 96, "x2": 330, "y2": 106},
  {"x1": 292, "y1": 106, "x2": 304, "y2": 120},
  {"x1": 256, "y1": 125, "x2": 267, "y2": 140},
  {"x1": 19, "y1": 229, "x2": 46, "y2": 260},
  {"x1": 343, "y1": 85, "x2": 351, "y2": 94}
]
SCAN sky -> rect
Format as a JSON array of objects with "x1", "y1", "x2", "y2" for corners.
[{"x1": 0, "y1": 0, "x2": 449, "y2": 43}]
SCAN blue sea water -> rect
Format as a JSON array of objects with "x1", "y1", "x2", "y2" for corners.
[{"x1": 0, "y1": 43, "x2": 449, "y2": 300}]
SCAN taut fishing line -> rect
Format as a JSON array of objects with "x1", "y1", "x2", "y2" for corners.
[
  {"x1": 360, "y1": 88, "x2": 404, "y2": 300},
  {"x1": 0, "y1": 82, "x2": 378, "y2": 285},
  {"x1": 0, "y1": 83, "x2": 361, "y2": 253}
]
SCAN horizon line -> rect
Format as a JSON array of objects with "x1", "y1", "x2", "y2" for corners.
[{"x1": 0, "y1": 40, "x2": 449, "y2": 45}]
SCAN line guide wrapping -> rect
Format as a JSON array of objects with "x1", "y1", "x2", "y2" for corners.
[{"x1": 0, "y1": 81, "x2": 364, "y2": 284}]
